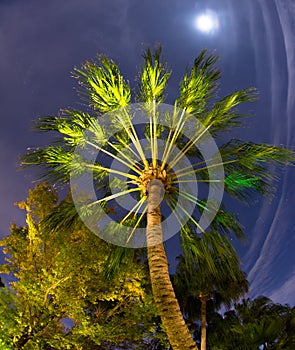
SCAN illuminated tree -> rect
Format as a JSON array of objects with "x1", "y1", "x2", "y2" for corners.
[
  {"x1": 0, "y1": 183, "x2": 159, "y2": 349},
  {"x1": 22, "y1": 47, "x2": 294, "y2": 349}
]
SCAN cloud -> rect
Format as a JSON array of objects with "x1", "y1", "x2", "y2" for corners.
[
  {"x1": 237, "y1": 0, "x2": 295, "y2": 305},
  {"x1": 269, "y1": 267, "x2": 295, "y2": 305}
]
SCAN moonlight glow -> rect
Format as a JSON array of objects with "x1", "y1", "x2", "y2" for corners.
[{"x1": 195, "y1": 10, "x2": 219, "y2": 34}]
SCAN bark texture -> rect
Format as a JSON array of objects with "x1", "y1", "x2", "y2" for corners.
[
  {"x1": 146, "y1": 182, "x2": 198, "y2": 350},
  {"x1": 200, "y1": 295, "x2": 208, "y2": 350}
]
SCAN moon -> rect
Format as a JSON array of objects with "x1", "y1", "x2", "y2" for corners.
[{"x1": 195, "y1": 10, "x2": 219, "y2": 34}]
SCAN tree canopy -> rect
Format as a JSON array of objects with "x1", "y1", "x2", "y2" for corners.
[{"x1": 0, "y1": 183, "x2": 164, "y2": 349}]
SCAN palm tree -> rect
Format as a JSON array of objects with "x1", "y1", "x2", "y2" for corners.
[
  {"x1": 279, "y1": 305, "x2": 295, "y2": 349},
  {"x1": 207, "y1": 296, "x2": 293, "y2": 350},
  {"x1": 234, "y1": 296, "x2": 288, "y2": 349},
  {"x1": 221, "y1": 296, "x2": 291, "y2": 350},
  {"x1": 22, "y1": 46, "x2": 294, "y2": 349},
  {"x1": 173, "y1": 230, "x2": 249, "y2": 350}
]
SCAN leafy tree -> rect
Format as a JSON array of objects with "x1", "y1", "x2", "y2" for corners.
[
  {"x1": 0, "y1": 183, "x2": 161, "y2": 349},
  {"x1": 21, "y1": 47, "x2": 294, "y2": 349}
]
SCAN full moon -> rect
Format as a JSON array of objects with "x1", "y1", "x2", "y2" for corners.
[{"x1": 195, "y1": 10, "x2": 219, "y2": 34}]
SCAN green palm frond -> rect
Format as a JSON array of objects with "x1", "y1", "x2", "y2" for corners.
[
  {"x1": 200, "y1": 88, "x2": 257, "y2": 134},
  {"x1": 224, "y1": 171, "x2": 268, "y2": 201},
  {"x1": 180, "y1": 228, "x2": 218, "y2": 278},
  {"x1": 41, "y1": 197, "x2": 83, "y2": 234},
  {"x1": 74, "y1": 55, "x2": 131, "y2": 113},
  {"x1": 36, "y1": 110, "x2": 91, "y2": 132},
  {"x1": 180, "y1": 228, "x2": 241, "y2": 283},
  {"x1": 219, "y1": 139, "x2": 295, "y2": 200},
  {"x1": 210, "y1": 205, "x2": 245, "y2": 240},
  {"x1": 21, "y1": 147, "x2": 89, "y2": 184},
  {"x1": 103, "y1": 246, "x2": 135, "y2": 280},
  {"x1": 221, "y1": 139, "x2": 295, "y2": 171},
  {"x1": 176, "y1": 49, "x2": 220, "y2": 115},
  {"x1": 137, "y1": 46, "x2": 171, "y2": 103},
  {"x1": 34, "y1": 110, "x2": 107, "y2": 148}
]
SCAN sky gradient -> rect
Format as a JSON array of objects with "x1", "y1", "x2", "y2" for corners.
[{"x1": 0, "y1": 0, "x2": 295, "y2": 305}]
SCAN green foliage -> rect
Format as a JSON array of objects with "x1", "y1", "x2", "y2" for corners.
[
  {"x1": 207, "y1": 296, "x2": 295, "y2": 350},
  {"x1": 21, "y1": 46, "x2": 295, "y2": 213},
  {"x1": 35, "y1": 109, "x2": 106, "y2": 146},
  {"x1": 174, "y1": 230, "x2": 248, "y2": 307},
  {"x1": 221, "y1": 139, "x2": 295, "y2": 201},
  {"x1": 225, "y1": 172, "x2": 261, "y2": 191},
  {"x1": 19, "y1": 46, "x2": 295, "y2": 349},
  {"x1": 0, "y1": 183, "x2": 161, "y2": 349},
  {"x1": 74, "y1": 55, "x2": 131, "y2": 113},
  {"x1": 176, "y1": 49, "x2": 220, "y2": 115},
  {"x1": 211, "y1": 207, "x2": 245, "y2": 240},
  {"x1": 172, "y1": 230, "x2": 248, "y2": 350},
  {"x1": 138, "y1": 46, "x2": 171, "y2": 103}
]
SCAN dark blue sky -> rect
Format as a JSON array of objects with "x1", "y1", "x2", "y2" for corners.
[{"x1": 1, "y1": 0, "x2": 295, "y2": 305}]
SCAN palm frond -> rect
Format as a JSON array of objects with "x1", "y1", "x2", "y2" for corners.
[
  {"x1": 40, "y1": 198, "x2": 83, "y2": 235},
  {"x1": 34, "y1": 110, "x2": 107, "y2": 148},
  {"x1": 180, "y1": 228, "x2": 241, "y2": 282},
  {"x1": 103, "y1": 246, "x2": 135, "y2": 280},
  {"x1": 211, "y1": 206, "x2": 245, "y2": 240},
  {"x1": 219, "y1": 139, "x2": 295, "y2": 200},
  {"x1": 74, "y1": 55, "x2": 131, "y2": 113},
  {"x1": 137, "y1": 46, "x2": 171, "y2": 103},
  {"x1": 176, "y1": 49, "x2": 220, "y2": 115},
  {"x1": 224, "y1": 172, "x2": 268, "y2": 201},
  {"x1": 21, "y1": 147, "x2": 89, "y2": 184},
  {"x1": 221, "y1": 139, "x2": 295, "y2": 170},
  {"x1": 200, "y1": 88, "x2": 257, "y2": 135}
]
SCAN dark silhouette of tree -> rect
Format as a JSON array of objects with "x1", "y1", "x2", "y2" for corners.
[
  {"x1": 173, "y1": 231, "x2": 248, "y2": 350},
  {"x1": 207, "y1": 296, "x2": 295, "y2": 350}
]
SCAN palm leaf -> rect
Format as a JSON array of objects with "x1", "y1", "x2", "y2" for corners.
[
  {"x1": 21, "y1": 146, "x2": 104, "y2": 184},
  {"x1": 208, "y1": 204, "x2": 245, "y2": 240},
  {"x1": 40, "y1": 197, "x2": 83, "y2": 234},
  {"x1": 103, "y1": 246, "x2": 135, "y2": 280},
  {"x1": 74, "y1": 55, "x2": 131, "y2": 113},
  {"x1": 219, "y1": 139, "x2": 295, "y2": 200},
  {"x1": 176, "y1": 49, "x2": 220, "y2": 115},
  {"x1": 34, "y1": 110, "x2": 106, "y2": 147},
  {"x1": 137, "y1": 46, "x2": 171, "y2": 103},
  {"x1": 200, "y1": 88, "x2": 257, "y2": 135},
  {"x1": 179, "y1": 228, "x2": 243, "y2": 285}
]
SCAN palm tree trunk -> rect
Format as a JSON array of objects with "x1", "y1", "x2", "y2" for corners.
[
  {"x1": 146, "y1": 181, "x2": 198, "y2": 350},
  {"x1": 200, "y1": 295, "x2": 207, "y2": 350}
]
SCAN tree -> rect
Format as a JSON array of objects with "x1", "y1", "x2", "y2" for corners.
[
  {"x1": 279, "y1": 305, "x2": 295, "y2": 349},
  {"x1": 173, "y1": 230, "x2": 248, "y2": 350},
  {"x1": 0, "y1": 183, "x2": 161, "y2": 349},
  {"x1": 207, "y1": 296, "x2": 295, "y2": 350},
  {"x1": 22, "y1": 47, "x2": 294, "y2": 349},
  {"x1": 234, "y1": 297, "x2": 289, "y2": 350}
]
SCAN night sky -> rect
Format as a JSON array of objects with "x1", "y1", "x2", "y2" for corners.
[{"x1": 1, "y1": 0, "x2": 295, "y2": 305}]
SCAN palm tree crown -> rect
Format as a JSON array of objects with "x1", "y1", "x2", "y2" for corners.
[{"x1": 23, "y1": 47, "x2": 293, "y2": 246}]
